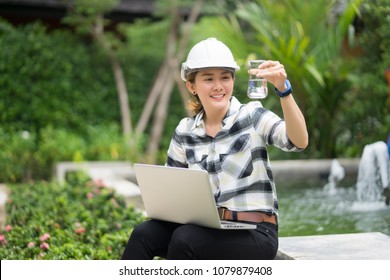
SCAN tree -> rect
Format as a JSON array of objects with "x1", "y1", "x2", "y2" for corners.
[
  {"x1": 136, "y1": 0, "x2": 204, "y2": 163},
  {"x1": 63, "y1": 0, "x2": 206, "y2": 162},
  {"x1": 62, "y1": 0, "x2": 133, "y2": 136}
]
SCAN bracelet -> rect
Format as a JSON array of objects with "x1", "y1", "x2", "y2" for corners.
[{"x1": 274, "y1": 79, "x2": 293, "y2": 98}]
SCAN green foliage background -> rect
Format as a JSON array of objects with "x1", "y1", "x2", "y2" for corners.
[
  {"x1": 0, "y1": 19, "x2": 178, "y2": 182},
  {"x1": 0, "y1": 0, "x2": 389, "y2": 183},
  {"x1": 339, "y1": 0, "x2": 390, "y2": 156},
  {"x1": 0, "y1": 20, "x2": 118, "y2": 134},
  {"x1": 0, "y1": 0, "x2": 389, "y2": 260}
]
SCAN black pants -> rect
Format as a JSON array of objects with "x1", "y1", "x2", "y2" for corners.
[{"x1": 121, "y1": 219, "x2": 278, "y2": 260}]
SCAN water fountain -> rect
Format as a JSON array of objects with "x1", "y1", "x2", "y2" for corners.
[
  {"x1": 323, "y1": 159, "x2": 345, "y2": 195},
  {"x1": 355, "y1": 141, "x2": 389, "y2": 206},
  {"x1": 322, "y1": 140, "x2": 390, "y2": 207}
]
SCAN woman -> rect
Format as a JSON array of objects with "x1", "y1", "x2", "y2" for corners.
[{"x1": 121, "y1": 38, "x2": 308, "y2": 260}]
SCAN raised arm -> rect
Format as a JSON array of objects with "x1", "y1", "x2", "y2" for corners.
[{"x1": 249, "y1": 60, "x2": 309, "y2": 148}]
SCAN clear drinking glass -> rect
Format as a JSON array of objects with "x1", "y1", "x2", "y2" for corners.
[{"x1": 247, "y1": 60, "x2": 268, "y2": 99}]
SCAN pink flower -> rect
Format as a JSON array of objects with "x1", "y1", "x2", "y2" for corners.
[
  {"x1": 74, "y1": 227, "x2": 86, "y2": 235},
  {"x1": 93, "y1": 178, "x2": 106, "y2": 188},
  {"x1": 39, "y1": 233, "x2": 50, "y2": 242},
  {"x1": 27, "y1": 242, "x2": 35, "y2": 248},
  {"x1": 93, "y1": 188, "x2": 101, "y2": 195},
  {"x1": 86, "y1": 192, "x2": 94, "y2": 199},
  {"x1": 0, "y1": 234, "x2": 8, "y2": 246},
  {"x1": 40, "y1": 242, "x2": 50, "y2": 250},
  {"x1": 5, "y1": 224, "x2": 12, "y2": 232}
]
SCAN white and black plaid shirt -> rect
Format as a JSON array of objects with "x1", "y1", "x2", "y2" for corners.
[{"x1": 166, "y1": 96, "x2": 304, "y2": 216}]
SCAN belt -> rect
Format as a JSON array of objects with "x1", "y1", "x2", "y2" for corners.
[{"x1": 218, "y1": 208, "x2": 277, "y2": 225}]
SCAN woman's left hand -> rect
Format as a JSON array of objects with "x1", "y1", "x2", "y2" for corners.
[{"x1": 248, "y1": 60, "x2": 287, "y2": 92}]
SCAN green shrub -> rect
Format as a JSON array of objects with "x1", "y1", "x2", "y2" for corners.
[
  {"x1": 0, "y1": 124, "x2": 145, "y2": 182},
  {"x1": 0, "y1": 19, "x2": 119, "y2": 136},
  {"x1": 337, "y1": 0, "x2": 390, "y2": 155},
  {"x1": 0, "y1": 130, "x2": 35, "y2": 182},
  {"x1": 0, "y1": 172, "x2": 145, "y2": 259}
]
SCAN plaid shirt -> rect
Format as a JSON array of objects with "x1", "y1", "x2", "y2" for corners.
[{"x1": 166, "y1": 96, "x2": 303, "y2": 216}]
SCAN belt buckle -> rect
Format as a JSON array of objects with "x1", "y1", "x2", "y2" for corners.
[{"x1": 218, "y1": 207, "x2": 226, "y2": 220}]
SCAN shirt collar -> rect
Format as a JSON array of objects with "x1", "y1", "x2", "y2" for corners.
[
  {"x1": 224, "y1": 96, "x2": 241, "y2": 119},
  {"x1": 191, "y1": 96, "x2": 242, "y2": 131},
  {"x1": 191, "y1": 110, "x2": 205, "y2": 130}
]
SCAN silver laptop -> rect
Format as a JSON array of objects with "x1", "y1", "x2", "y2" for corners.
[{"x1": 133, "y1": 163, "x2": 256, "y2": 230}]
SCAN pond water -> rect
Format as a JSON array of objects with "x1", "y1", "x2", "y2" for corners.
[{"x1": 277, "y1": 182, "x2": 390, "y2": 237}]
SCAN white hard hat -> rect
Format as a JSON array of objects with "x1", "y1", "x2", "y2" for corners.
[{"x1": 181, "y1": 38, "x2": 240, "y2": 81}]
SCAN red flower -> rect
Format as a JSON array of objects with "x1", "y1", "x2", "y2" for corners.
[
  {"x1": 5, "y1": 224, "x2": 12, "y2": 232},
  {"x1": 40, "y1": 242, "x2": 50, "y2": 250},
  {"x1": 74, "y1": 227, "x2": 86, "y2": 235},
  {"x1": 93, "y1": 188, "x2": 101, "y2": 195},
  {"x1": 93, "y1": 178, "x2": 106, "y2": 188},
  {"x1": 86, "y1": 192, "x2": 94, "y2": 199},
  {"x1": 39, "y1": 233, "x2": 50, "y2": 242},
  {"x1": 0, "y1": 234, "x2": 7, "y2": 246},
  {"x1": 27, "y1": 242, "x2": 35, "y2": 248}
]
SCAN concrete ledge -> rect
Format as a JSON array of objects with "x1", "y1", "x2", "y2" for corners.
[
  {"x1": 55, "y1": 159, "x2": 361, "y2": 186},
  {"x1": 55, "y1": 161, "x2": 141, "y2": 207},
  {"x1": 276, "y1": 232, "x2": 390, "y2": 260},
  {"x1": 87, "y1": 167, "x2": 142, "y2": 208},
  {"x1": 56, "y1": 161, "x2": 136, "y2": 183},
  {"x1": 272, "y1": 158, "x2": 360, "y2": 184},
  {"x1": 53, "y1": 159, "x2": 362, "y2": 209}
]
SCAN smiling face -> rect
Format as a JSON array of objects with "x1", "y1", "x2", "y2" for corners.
[{"x1": 186, "y1": 68, "x2": 235, "y2": 117}]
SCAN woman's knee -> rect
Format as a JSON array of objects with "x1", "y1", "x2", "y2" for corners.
[
  {"x1": 130, "y1": 221, "x2": 147, "y2": 236},
  {"x1": 168, "y1": 225, "x2": 203, "y2": 259},
  {"x1": 131, "y1": 220, "x2": 182, "y2": 244},
  {"x1": 171, "y1": 224, "x2": 196, "y2": 244},
  {"x1": 130, "y1": 220, "x2": 160, "y2": 242}
]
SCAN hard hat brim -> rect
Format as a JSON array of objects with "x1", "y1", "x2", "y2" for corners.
[{"x1": 181, "y1": 66, "x2": 239, "y2": 82}]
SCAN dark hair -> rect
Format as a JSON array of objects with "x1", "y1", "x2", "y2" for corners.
[{"x1": 186, "y1": 72, "x2": 203, "y2": 115}]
